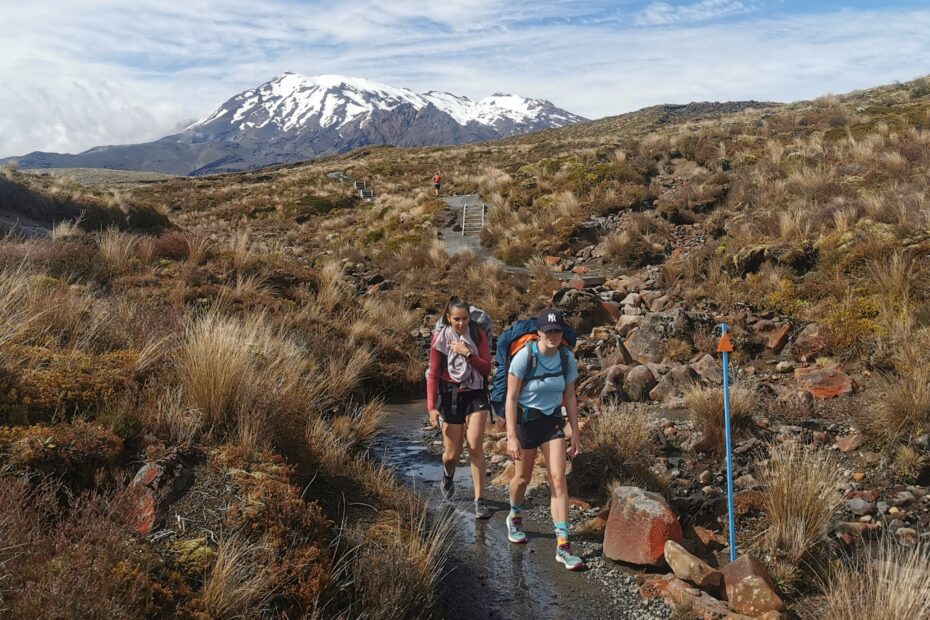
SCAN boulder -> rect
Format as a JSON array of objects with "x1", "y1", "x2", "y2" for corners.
[
  {"x1": 128, "y1": 450, "x2": 193, "y2": 536},
  {"x1": 719, "y1": 555, "x2": 784, "y2": 616},
  {"x1": 625, "y1": 365, "x2": 658, "y2": 401},
  {"x1": 790, "y1": 324, "x2": 827, "y2": 362},
  {"x1": 615, "y1": 315, "x2": 643, "y2": 337},
  {"x1": 553, "y1": 288, "x2": 613, "y2": 335},
  {"x1": 650, "y1": 364, "x2": 700, "y2": 403},
  {"x1": 794, "y1": 364, "x2": 854, "y2": 398},
  {"x1": 603, "y1": 486, "x2": 683, "y2": 565},
  {"x1": 690, "y1": 354, "x2": 723, "y2": 385},
  {"x1": 664, "y1": 540, "x2": 723, "y2": 591}
]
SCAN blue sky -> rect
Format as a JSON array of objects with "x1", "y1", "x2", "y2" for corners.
[{"x1": 2, "y1": 1, "x2": 929, "y2": 156}]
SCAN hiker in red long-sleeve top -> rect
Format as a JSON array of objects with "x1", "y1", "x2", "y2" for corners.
[{"x1": 427, "y1": 296, "x2": 492, "y2": 518}]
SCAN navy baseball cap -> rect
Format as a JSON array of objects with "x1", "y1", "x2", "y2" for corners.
[{"x1": 537, "y1": 307, "x2": 565, "y2": 332}]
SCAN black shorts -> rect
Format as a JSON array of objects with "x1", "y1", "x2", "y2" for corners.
[
  {"x1": 433, "y1": 183, "x2": 441, "y2": 190},
  {"x1": 516, "y1": 413, "x2": 566, "y2": 450},
  {"x1": 439, "y1": 384, "x2": 490, "y2": 424}
]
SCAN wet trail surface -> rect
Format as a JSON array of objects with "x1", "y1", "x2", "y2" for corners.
[{"x1": 373, "y1": 400, "x2": 617, "y2": 619}]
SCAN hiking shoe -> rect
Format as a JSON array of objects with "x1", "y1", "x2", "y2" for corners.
[
  {"x1": 555, "y1": 544, "x2": 585, "y2": 571},
  {"x1": 440, "y1": 467, "x2": 455, "y2": 501},
  {"x1": 474, "y1": 498, "x2": 491, "y2": 520},
  {"x1": 506, "y1": 514, "x2": 527, "y2": 544}
]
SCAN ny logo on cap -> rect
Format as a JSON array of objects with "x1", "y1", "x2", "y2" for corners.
[{"x1": 548, "y1": 313, "x2": 556, "y2": 323}]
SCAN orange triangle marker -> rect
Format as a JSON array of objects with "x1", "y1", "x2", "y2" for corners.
[{"x1": 716, "y1": 332, "x2": 734, "y2": 353}]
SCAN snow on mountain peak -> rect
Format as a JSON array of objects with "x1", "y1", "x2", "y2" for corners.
[{"x1": 188, "y1": 73, "x2": 583, "y2": 136}]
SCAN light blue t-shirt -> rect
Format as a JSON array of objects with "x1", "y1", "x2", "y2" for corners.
[{"x1": 508, "y1": 343, "x2": 578, "y2": 414}]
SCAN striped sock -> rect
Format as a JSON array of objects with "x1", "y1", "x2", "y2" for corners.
[
  {"x1": 554, "y1": 521, "x2": 569, "y2": 547},
  {"x1": 509, "y1": 504, "x2": 523, "y2": 519}
]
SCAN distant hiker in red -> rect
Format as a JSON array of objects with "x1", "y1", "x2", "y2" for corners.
[
  {"x1": 432, "y1": 172, "x2": 442, "y2": 196},
  {"x1": 427, "y1": 296, "x2": 493, "y2": 519}
]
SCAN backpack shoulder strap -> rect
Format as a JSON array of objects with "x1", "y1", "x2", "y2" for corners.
[
  {"x1": 559, "y1": 346, "x2": 570, "y2": 382},
  {"x1": 468, "y1": 322, "x2": 480, "y2": 345},
  {"x1": 521, "y1": 341, "x2": 538, "y2": 384}
]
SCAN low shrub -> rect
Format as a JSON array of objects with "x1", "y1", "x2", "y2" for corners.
[{"x1": 0, "y1": 421, "x2": 122, "y2": 489}]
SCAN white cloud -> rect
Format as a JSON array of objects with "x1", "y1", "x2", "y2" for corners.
[
  {"x1": 635, "y1": 0, "x2": 754, "y2": 26},
  {"x1": 1, "y1": 2, "x2": 929, "y2": 156}
]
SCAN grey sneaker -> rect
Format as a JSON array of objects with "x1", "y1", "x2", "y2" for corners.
[
  {"x1": 506, "y1": 514, "x2": 527, "y2": 543},
  {"x1": 474, "y1": 498, "x2": 491, "y2": 519},
  {"x1": 440, "y1": 467, "x2": 455, "y2": 501},
  {"x1": 555, "y1": 543, "x2": 585, "y2": 571}
]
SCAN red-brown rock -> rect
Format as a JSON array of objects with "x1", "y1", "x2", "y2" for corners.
[
  {"x1": 790, "y1": 324, "x2": 827, "y2": 361},
  {"x1": 691, "y1": 525, "x2": 727, "y2": 554},
  {"x1": 751, "y1": 320, "x2": 791, "y2": 352},
  {"x1": 600, "y1": 301, "x2": 622, "y2": 321},
  {"x1": 794, "y1": 364, "x2": 854, "y2": 398},
  {"x1": 127, "y1": 451, "x2": 192, "y2": 536},
  {"x1": 603, "y1": 486, "x2": 683, "y2": 565},
  {"x1": 719, "y1": 555, "x2": 785, "y2": 616}
]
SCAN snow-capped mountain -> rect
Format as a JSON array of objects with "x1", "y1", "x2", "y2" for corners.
[
  {"x1": 6, "y1": 73, "x2": 586, "y2": 176},
  {"x1": 185, "y1": 73, "x2": 582, "y2": 139}
]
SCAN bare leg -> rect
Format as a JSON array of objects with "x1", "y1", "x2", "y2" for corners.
[
  {"x1": 540, "y1": 437, "x2": 569, "y2": 525},
  {"x1": 465, "y1": 410, "x2": 488, "y2": 500},
  {"x1": 442, "y1": 423, "x2": 464, "y2": 475},
  {"x1": 509, "y1": 448, "x2": 537, "y2": 508}
]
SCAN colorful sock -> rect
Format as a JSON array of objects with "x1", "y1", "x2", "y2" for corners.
[
  {"x1": 554, "y1": 521, "x2": 569, "y2": 547},
  {"x1": 509, "y1": 504, "x2": 523, "y2": 519}
]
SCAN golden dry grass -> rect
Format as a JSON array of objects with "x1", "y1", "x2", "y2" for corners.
[
  {"x1": 201, "y1": 534, "x2": 276, "y2": 618},
  {"x1": 759, "y1": 441, "x2": 843, "y2": 566},
  {"x1": 342, "y1": 500, "x2": 453, "y2": 619},
  {"x1": 50, "y1": 218, "x2": 83, "y2": 241},
  {"x1": 96, "y1": 228, "x2": 139, "y2": 273},
  {"x1": 685, "y1": 385, "x2": 755, "y2": 453},
  {"x1": 822, "y1": 541, "x2": 930, "y2": 620}
]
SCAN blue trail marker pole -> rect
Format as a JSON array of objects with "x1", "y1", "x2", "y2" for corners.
[{"x1": 718, "y1": 323, "x2": 737, "y2": 562}]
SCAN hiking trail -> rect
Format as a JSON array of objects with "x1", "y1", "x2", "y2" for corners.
[{"x1": 374, "y1": 400, "x2": 671, "y2": 619}]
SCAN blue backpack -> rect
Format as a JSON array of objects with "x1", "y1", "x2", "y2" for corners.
[{"x1": 489, "y1": 317, "x2": 577, "y2": 418}]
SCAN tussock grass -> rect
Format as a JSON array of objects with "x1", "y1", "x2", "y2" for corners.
[
  {"x1": 202, "y1": 534, "x2": 276, "y2": 618},
  {"x1": 685, "y1": 385, "x2": 755, "y2": 453},
  {"x1": 574, "y1": 404, "x2": 655, "y2": 494},
  {"x1": 184, "y1": 231, "x2": 212, "y2": 265},
  {"x1": 342, "y1": 501, "x2": 453, "y2": 620},
  {"x1": 876, "y1": 366, "x2": 930, "y2": 442},
  {"x1": 0, "y1": 266, "x2": 40, "y2": 351},
  {"x1": 151, "y1": 387, "x2": 201, "y2": 447},
  {"x1": 822, "y1": 541, "x2": 930, "y2": 620},
  {"x1": 175, "y1": 313, "x2": 313, "y2": 448},
  {"x1": 96, "y1": 228, "x2": 139, "y2": 273},
  {"x1": 759, "y1": 441, "x2": 843, "y2": 567},
  {"x1": 50, "y1": 218, "x2": 83, "y2": 241},
  {"x1": 227, "y1": 230, "x2": 255, "y2": 272}
]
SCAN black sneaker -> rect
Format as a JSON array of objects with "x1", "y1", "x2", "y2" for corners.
[{"x1": 440, "y1": 467, "x2": 455, "y2": 500}]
